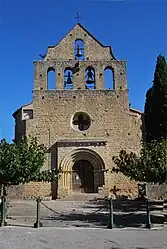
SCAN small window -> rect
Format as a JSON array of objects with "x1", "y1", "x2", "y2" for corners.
[
  {"x1": 72, "y1": 112, "x2": 91, "y2": 131},
  {"x1": 22, "y1": 110, "x2": 33, "y2": 120}
]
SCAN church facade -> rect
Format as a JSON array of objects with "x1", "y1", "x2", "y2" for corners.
[{"x1": 13, "y1": 23, "x2": 142, "y2": 199}]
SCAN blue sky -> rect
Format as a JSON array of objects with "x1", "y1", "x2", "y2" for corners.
[{"x1": 0, "y1": 0, "x2": 167, "y2": 142}]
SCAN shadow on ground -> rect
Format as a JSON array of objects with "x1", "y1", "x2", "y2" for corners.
[{"x1": 40, "y1": 198, "x2": 164, "y2": 228}]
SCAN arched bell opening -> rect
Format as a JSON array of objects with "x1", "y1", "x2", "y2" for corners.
[
  {"x1": 104, "y1": 66, "x2": 114, "y2": 89},
  {"x1": 47, "y1": 67, "x2": 56, "y2": 89},
  {"x1": 64, "y1": 68, "x2": 73, "y2": 90},
  {"x1": 85, "y1": 66, "x2": 96, "y2": 89},
  {"x1": 74, "y1": 39, "x2": 84, "y2": 61}
]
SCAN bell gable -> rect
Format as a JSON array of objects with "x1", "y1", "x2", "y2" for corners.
[{"x1": 44, "y1": 23, "x2": 116, "y2": 61}]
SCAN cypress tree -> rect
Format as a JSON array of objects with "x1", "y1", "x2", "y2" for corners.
[
  {"x1": 144, "y1": 87, "x2": 152, "y2": 142},
  {"x1": 144, "y1": 54, "x2": 167, "y2": 142}
]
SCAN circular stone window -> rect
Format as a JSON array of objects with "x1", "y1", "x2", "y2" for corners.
[{"x1": 72, "y1": 112, "x2": 91, "y2": 131}]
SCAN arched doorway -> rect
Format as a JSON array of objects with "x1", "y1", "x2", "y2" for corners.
[
  {"x1": 72, "y1": 160, "x2": 94, "y2": 193},
  {"x1": 58, "y1": 148, "x2": 105, "y2": 197}
]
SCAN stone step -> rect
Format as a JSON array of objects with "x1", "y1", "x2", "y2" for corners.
[{"x1": 60, "y1": 193, "x2": 104, "y2": 201}]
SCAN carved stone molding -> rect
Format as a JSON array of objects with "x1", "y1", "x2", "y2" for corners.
[{"x1": 56, "y1": 139, "x2": 107, "y2": 148}]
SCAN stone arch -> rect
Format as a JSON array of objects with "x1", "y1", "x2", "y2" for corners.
[
  {"x1": 59, "y1": 148, "x2": 105, "y2": 194},
  {"x1": 47, "y1": 67, "x2": 56, "y2": 89},
  {"x1": 64, "y1": 67, "x2": 73, "y2": 90},
  {"x1": 85, "y1": 66, "x2": 96, "y2": 89},
  {"x1": 104, "y1": 66, "x2": 115, "y2": 89},
  {"x1": 74, "y1": 39, "x2": 84, "y2": 60}
]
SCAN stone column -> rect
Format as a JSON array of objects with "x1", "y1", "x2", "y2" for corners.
[
  {"x1": 104, "y1": 171, "x2": 110, "y2": 189},
  {"x1": 93, "y1": 170, "x2": 101, "y2": 193},
  {"x1": 74, "y1": 62, "x2": 85, "y2": 89},
  {"x1": 67, "y1": 170, "x2": 73, "y2": 194},
  {"x1": 33, "y1": 61, "x2": 47, "y2": 90},
  {"x1": 56, "y1": 66, "x2": 64, "y2": 90},
  {"x1": 95, "y1": 65, "x2": 104, "y2": 89}
]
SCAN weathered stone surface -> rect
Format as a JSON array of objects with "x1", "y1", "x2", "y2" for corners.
[
  {"x1": 146, "y1": 183, "x2": 167, "y2": 200},
  {"x1": 12, "y1": 23, "x2": 143, "y2": 199},
  {"x1": 8, "y1": 182, "x2": 51, "y2": 199}
]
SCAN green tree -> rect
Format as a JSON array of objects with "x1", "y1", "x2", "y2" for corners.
[
  {"x1": 144, "y1": 87, "x2": 152, "y2": 142},
  {"x1": 0, "y1": 137, "x2": 60, "y2": 196},
  {"x1": 112, "y1": 140, "x2": 167, "y2": 184},
  {"x1": 144, "y1": 54, "x2": 167, "y2": 142}
]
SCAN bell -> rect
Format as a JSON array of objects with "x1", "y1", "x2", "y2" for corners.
[
  {"x1": 86, "y1": 76, "x2": 94, "y2": 84},
  {"x1": 66, "y1": 72, "x2": 73, "y2": 84},
  {"x1": 86, "y1": 67, "x2": 95, "y2": 84},
  {"x1": 75, "y1": 45, "x2": 82, "y2": 58}
]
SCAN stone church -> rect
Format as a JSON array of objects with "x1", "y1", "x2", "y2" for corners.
[{"x1": 13, "y1": 23, "x2": 142, "y2": 199}]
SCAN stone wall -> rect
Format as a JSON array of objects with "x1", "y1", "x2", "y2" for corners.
[
  {"x1": 31, "y1": 89, "x2": 141, "y2": 161},
  {"x1": 14, "y1": 87, "x2": 142, "y2": 200},
  {"x1": 12, "y1": 23, "x2": 143, "y2": 199},
  {"x1": 146, "y1": 183, "x2": 167, "y2": 200},
  {"x1": 34, "y1": 24, "x2": 127, "y2": 91},
  {"x1": 7, "y1": 175, "x2": 138, "y2": 200},
  {"x1": 8, "y1": 182, "x2": 51, "y2": 199},
  {"x1": 108, "y1": 173, "x2": 138, "y2": 199}
]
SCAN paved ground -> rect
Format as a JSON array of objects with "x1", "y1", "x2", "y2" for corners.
[
  {"x1": 6, "y1": 196, "x2": 164, "y2": 228},
  {"x1": 0, "y1": 226, "x2": 167, "y2": 249},
  {"x1": 1, "y1": 196, "x2": 166, "y2": 248},
  {"x1": 7, "y1": 198, "x2": 109, "y2": 228}
]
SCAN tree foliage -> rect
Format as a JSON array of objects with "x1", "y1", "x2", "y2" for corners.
[
  {"x1": 144, "y1": 87, "x2": 152, "y2": 142},
  {"x1": 112, "y1": 140, "x2": 167, "y2": 184},
  {"x1": 0, "y1": 137, "x2": 60, "y2": 187},
  {"x1": 144, "y1": 54, "x2": 167, "y2": 142}
]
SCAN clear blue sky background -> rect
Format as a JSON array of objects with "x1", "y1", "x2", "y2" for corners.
[{"x1": 0, "y1": 0, "x2": 167, "y2": 142}]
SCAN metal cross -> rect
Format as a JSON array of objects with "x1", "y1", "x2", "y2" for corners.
[{"x1": 75, "y1": 12, "x2": 82, "y2": 23}]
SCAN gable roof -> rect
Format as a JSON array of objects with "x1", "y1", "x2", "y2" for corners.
[
  {"x1": 48, "y1": 23, "x2": 117, "y2": 60},
  {"x1": 77, "y1": 23, "x2": 107, "y2": 47}
]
